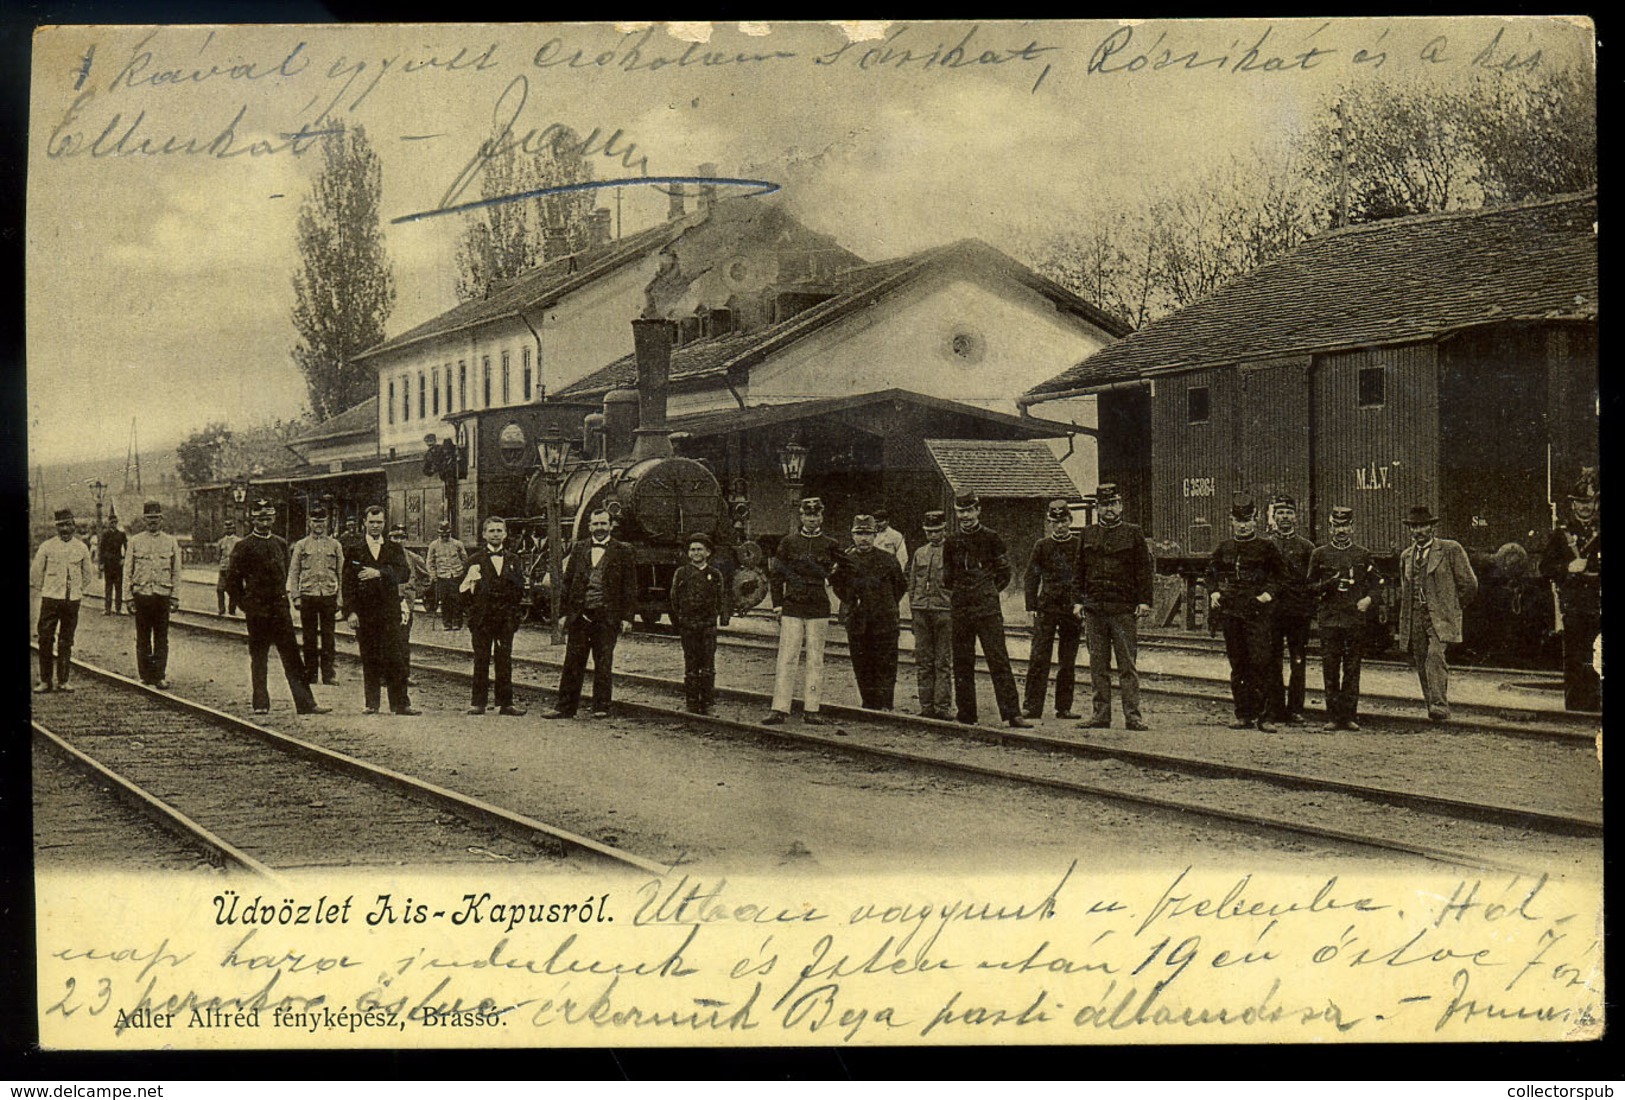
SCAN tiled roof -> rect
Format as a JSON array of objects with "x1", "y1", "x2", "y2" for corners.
[
  {"x1": 557, "y1": 239, "x2": 1131, "y2": 398},
  {"x1": 290, "y1": 396, "x2": 378, "y2": 444},
  {"x1": 355, "y1": 219, "x2": 688, "y2": 363},
  {"x1": 1025, "y1": 192, "x2": 1599, "y2": 399},
  {"x1": 667, "y1": 389, "x2": 1082, "y2": 440},
  {"x1": 923, "y1": 439, "x2": 1080, "y2": 500}
]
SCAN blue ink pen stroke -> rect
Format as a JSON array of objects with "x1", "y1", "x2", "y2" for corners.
[{"x1": 395, "y1": 176, "x2": 780, "y2": 226}]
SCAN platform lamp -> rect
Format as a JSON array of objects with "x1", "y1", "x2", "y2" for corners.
[
  {"x1": 230, "y1": 476, "x2": 249, "y2": 536},
  {"x1": 777, "y1": 435, "x2": 809, "y2": 507},
  {"x1": 85, "y1": 478, "x2": 108, "y2": 533},
  {"x1": 537, "y1": 425, "x2": 571, "y2": 646}
]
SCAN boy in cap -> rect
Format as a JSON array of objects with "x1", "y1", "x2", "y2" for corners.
[
  {"x1": 287, "y1": 505, "x2": 344, "y2": 686},
  {"x1": 1265, "y1": 494, "x2": 1317, "y2": 726},
  {"x1": 225, "y1": 499, "x2": 329, "y2": 716},
  {"x1": 907, "y1": 511, "x2": 954, "y2": 719},
  {"x1": 215, "y1": 521, "x2": 241, "y2": 615},
  {"x1": 1075, "y1": 484, "x2": 1154, "y2": 730},
  {"x1": 1023, "y1": 498, "x2": 1081, "y2": 719},
  {"x1": 31, "y1": 508, "x2": 93, "y2": 692},
  {"x1": 766, "y1": 496, "x2": 843, "y2": 725},
  {"x1": 426, "y1": 519, "x2": 469, "y2": 630},
  {"x1": 1308, "y1": 505, "x2": 1376, "y2": 731},
  {"x1": 127, "y1": 500, "x2": 181, "y2": 688},
  {"x1": 1206, "y1": 492, "x2": 1292, "y2": 731},
  {"x1": 1397, "y1": 504, "x2": 1478, "y2": 722},
  {"x1": 670, "y1": 531, "x2": 731, "y2": 714},
  {"x1": 834, "y1": 514, "x2": 908, "y2": 710},
  {"x1": 460, "y1": 515, "x2": 528, "y2": 715},
  {"x1": 945, "y1": 492, "x2": 1029, "y2": 728},
  {"x1": 1540, "y1": 471, "x2": 1601, "y2": 712}
]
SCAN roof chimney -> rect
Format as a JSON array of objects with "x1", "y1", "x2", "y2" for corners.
[
  {"x1": 667, "y1": 181, "x2": 686, "y2": 221},
  {"x1": 696, "y1": 163, "x2": 718, "y2": 219},
  {"x1": 630, "y1": 318, "x2": 675, "y2": 461}
]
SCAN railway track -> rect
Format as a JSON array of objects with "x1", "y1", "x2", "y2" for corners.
[
  {"x1": 31, "y1": 653, "x2": 671, "y2": 881},
  {"x1": 156, "y1": 612, "x2": 1600, "y2": 874}
]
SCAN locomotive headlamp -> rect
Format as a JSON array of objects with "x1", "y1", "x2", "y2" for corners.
[
  {"x1": 538, "y1": 426, "x2": 570, "y2": 477},
  {"x1": 777, "y1": 437, "x2": 809, "y2": 486}
]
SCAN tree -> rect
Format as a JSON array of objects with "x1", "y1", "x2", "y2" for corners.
[
  {"x1": 291, "y1": 124, "x2": 395, "y2": 421},
  {"x1": 454, "y1": 130, "x2": 601, "y2": 302},
  {"x1": 175, "y1": 422, "x2": 232, "y2": 486},
  {"x1": 175, "y1": 417, "x2": 312, "y2": 486}
]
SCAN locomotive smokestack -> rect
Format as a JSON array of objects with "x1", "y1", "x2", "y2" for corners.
[{"x1": 630, "y1": 318, "x2": 675, "y2": 461}]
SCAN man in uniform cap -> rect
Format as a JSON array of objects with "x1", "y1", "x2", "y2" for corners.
[
  {"x1": 1075, "y1": 484, "x2": 1154, "y2": 730},
  {"x1": 98, "y1": 511, "x2": 127, "y2": 616},
  {"x1": 871, "y1": 508, "x2": 909, "y2": 571},
  {"x1": 1308, "y1": 505, "x2": 1377, "y2": 731},
  {"x1": 907, "y1": 510, "x2": 954, "y2": 719},
  {"x1": 390, "y1": 523, "x2": 431, "y2": 649},
  {"x1": 224, "y1": 500, "x2": 329, "y2": 716},
  {"x1": 945, "y1": 492, "x2": 1029, "y2": 728},
  {"x1": 215, "y1": 520, "x2": 241, "y2": 615},
  {"x1": 127, "y1": 500, "x2": 181, "y2": 688},
  {"x1": 287, "y1": 505, "x2": 343, "y2": 686},
  {"x1": 31, "y1": 507, "x2": 93, "y2": 692},
  {"x1": 1023, "y1": 498, "x2": 1081, "y2": 719},
  {"x1": 1206, "y1": 492, "x2": 1292, "y2": 731},
  {"x1": 426, "y1": 519, "x2": 469, "y2": 631},
  {"x1": 834, "y1": 514, "x2": 907, "y2": 710},
  {"x1": 1540, "y1": 471, "x2": 1600, "y2": 712},
  {"x1": 1397, "y1": 504, "x2": 1478, "y2": 722},
  {"x1": 670, "y1": 531, "x2": 731, "y2": 714},
  {"x1": 1265, "y1": 494, "x2": 1317, "y2": 726},
  {"x1": 765, "y1": 496, "x2": 843, "y2": 725}
]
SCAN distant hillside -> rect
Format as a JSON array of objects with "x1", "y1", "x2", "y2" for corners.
[{"x1": 27, "y1": 448, "x2": 189, "y2": 539}]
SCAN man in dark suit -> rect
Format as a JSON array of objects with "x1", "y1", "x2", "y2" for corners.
[
  {"x1": 224, "y1": 499, "x2": 329, "y2": 717},
  {"x1": 1540, "y1": 471, "x2": 1600, "y2": 713},
  {"x1": 341, "y1": 505, "x2": 419, "y2": 716},
  {"x1": 460, "y1": 516, "x2": 527, "y2": 716},
  {"x1": 548, "y1": 507, "x2": 638, "y2": 719}
]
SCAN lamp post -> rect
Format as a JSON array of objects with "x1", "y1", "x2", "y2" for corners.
[
  {"x1": 777, "y1": 435, "x2": 809, "y2": 506},
  {"x1": 230, "y1": 477, "x2": 249, "y2": 535},
  {"x1": 537, "y1": 426, "x2": 571, "y2": 646},
  {"x1": 85, "y1": 478, "x2": 108, "y2": 533}
]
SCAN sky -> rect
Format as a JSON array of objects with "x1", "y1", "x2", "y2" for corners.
[{"x1": 25, "y1": 17, "x2": 1595, "y2": 466}]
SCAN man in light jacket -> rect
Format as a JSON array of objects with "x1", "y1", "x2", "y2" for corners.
[{"x1": 1397, "y1": 504, "x2": 1479, "y2": 722}]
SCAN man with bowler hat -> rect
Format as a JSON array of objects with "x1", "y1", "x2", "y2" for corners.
[
  {"x1": 1207, "y1": 492, "x2": 1292, "y2": 731},
  {"x1": 834, "y1": 514, "x2": 907, "y2": 710},
  {"x1": 1308, "y1": 505, "x2": 1377, "y2": 731},
  {"x1": 31, "y1": 508, "x2": 93, "y2": 692},
  {"x1": 1024, "y1": 498, "x2": 1082, "y2": 720},
  {"x1": 126, "y1": 500, "x2": 181, "y2": 688},
  {"x1": 225, "y1": 499, "x2": 330, "y2": 716},
  {"x1": 945, "y1": 492, "x2": 1029, "y2": 728},
  {"x1": 907, "y1": 511, "x2": 954, "y2": 720},
  {"x1": 765, "y1": 496, "x2": 843, "y2": 725},
  {"x1": 287, "y1": 505, "x2": 343, "y2": 686},
  {"x1": 1075, "y1": 484, "x2": 1154, "y2": 730},
  {"x1": 1265, "y1": 494, "x2": 1317, "y2": 726},
  {"x1": 1540, "y1": 471, "x2": 1601, "y2": 712},
  {"x1": 1397, "y1": 504, "x2": 1478, "y2": 722}
]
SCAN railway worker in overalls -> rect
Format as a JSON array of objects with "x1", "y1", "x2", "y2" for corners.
[
  {"x1": 225, "y1": 499, "x2": 328, "y2": 717},
  {"x1": 1307, "y1": 505, "x2": 1376, "y2": 731},
  {"x1": 945, "y1": 492, "x2": 1030, "y2": 728},
  {"x1": 1265, "y1": 494, "x2": 1317, "y2": 727},
  {"x1": 1397, "y1": 504, "x2": 1478, "y2": 722},
  {"x1": 550, "y1": 508, "x2": 639, "y2": 719},
  {"x1": 1075, "y1": 484, "x2": 1154, "y2": 730},
  {"x1": 1540, "y1": 471, "x2": 1600, "y2": 713},
  {"x1": 834, "y1": 514, "x2": 908, "y2": 710},
  {"x1": 1207, "y1": 493, "x2": 1291, "y2": 731},
  {"x1": 31, "y1": 508, "x2": 92, "y2": 693},
  {"x1": 907, "y1": 511, "x2": 954, "y2": 720},
  {"x1": 215, "y1": 521, "x2": 241, "y2": 615},
  {"x1": 287, "y1": 505, "x2": 343, "y2": 686},
  {"x1": 670, "y1": 531, "x2": 731, "y2": 715},
  {"x1": 342, "y1": 505, "x2": 419, "y2": 716},
  {"x1": 765, "y1": 496, "x2": 843, "y2": 726},
  {"x1": 460, "y1": 516, "x2": 527, "y2": 716},
  {"x1": 126, "y1": 500, "x2": 181, "y2": 689},
  {"x1": 1023, "y1": 498, "x2": 1082, "y2": 720},
  {"x1": 98, "y1": 513, "x2": 126, "y2": 616},
  {"x1": 426, "y1": 520, "x2": 469, "y2": 631}
]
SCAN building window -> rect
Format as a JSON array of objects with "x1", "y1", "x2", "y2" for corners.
[
  {"x1": 401, "y1": 375, "x2": 411, "y2": 422},
  {"x1": 418, "y1": 372, "x2": 427, "y2": 420},
  {"x1": 387, "y1": 380, "x2": 395, "y2": 424},
  {"x1": 1358, "y1": 366, "x2": 1386, "y2": 408},
  {"x1": 482, "y1": 356, "x2": 492, "y2": 407},
  {"x1": 432, "y1": 367, "x2": 441, "y2": 416},
  {"x1": 1187, "y1": 386, "x2": 1211, "y2": 424},
  {"x1": 522, "y1": 347, "x2": 533, "y2": 401},
  {"x1": 501, "y1": 350, "x2": 511, "y2": 405},
  {"x1": 445, "y1": 364, "x2": 454, "y2": 413},
  {"x1": 458, "y1": 361, "x2": 467, "y2": 410}
]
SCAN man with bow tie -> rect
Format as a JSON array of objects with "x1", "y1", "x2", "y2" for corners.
[
  {"x1": 342, "y1": 505, "x2": 420, "y2": 716},
  {"x1": 460, "y1": 515, "x2": 527, "y2": 716},
  {"x1": 548, "y1": 507, "x2": 638, "y2": 719}
]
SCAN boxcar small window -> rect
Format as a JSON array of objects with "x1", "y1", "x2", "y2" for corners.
[
  {"x1": 1358, "y1": 366, "x2": 1386, "y2": 408},
  {"x1": 1187, "y1": 386, "x2": 1211, "y2": 424}
]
